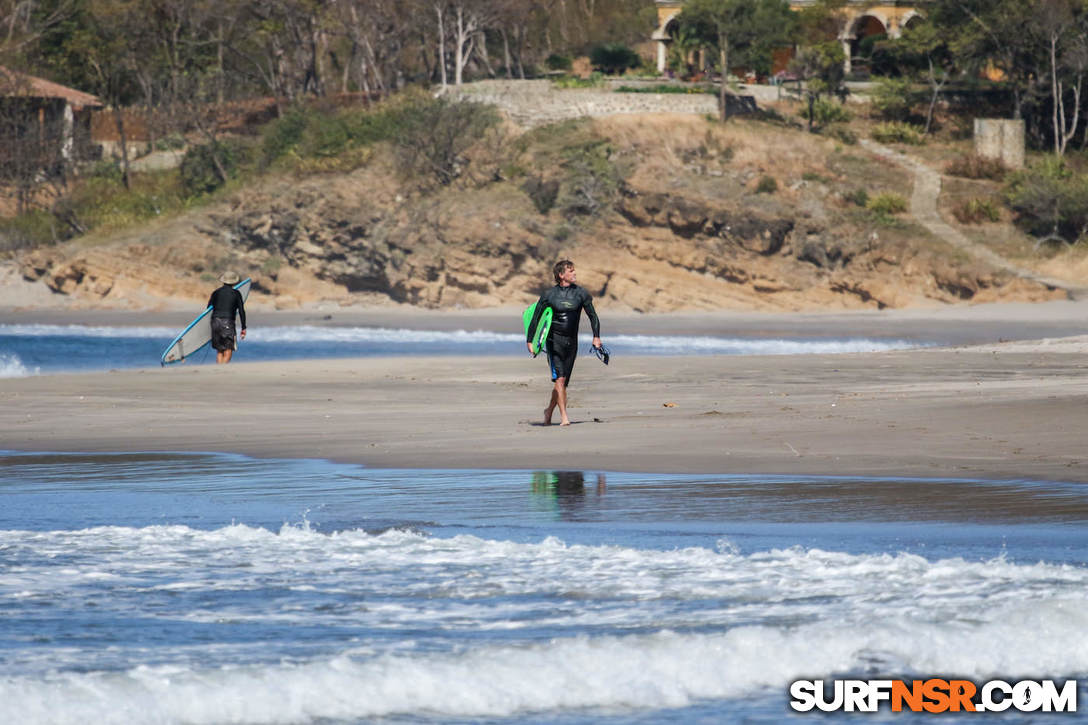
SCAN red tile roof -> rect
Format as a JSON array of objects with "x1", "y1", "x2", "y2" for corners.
[{"x1": 0, "y1": 66, "x2": 102, "y2": 110}]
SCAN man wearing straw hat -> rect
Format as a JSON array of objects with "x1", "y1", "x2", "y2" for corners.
[{"x1": 208, "y1": 271, "x2": 247, "y2": 364}]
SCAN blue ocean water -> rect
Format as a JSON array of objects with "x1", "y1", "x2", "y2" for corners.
[
  {"x1": 1, "y1": 451, "x2": 1087, "y2": 724},
  {"x1": 0, "y1": 323, "x2": 925, "y2": 376}
]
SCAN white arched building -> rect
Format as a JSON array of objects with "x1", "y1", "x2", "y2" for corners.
[{"x1": 653, "y1": 0, "x2": 926, "y2": 75}]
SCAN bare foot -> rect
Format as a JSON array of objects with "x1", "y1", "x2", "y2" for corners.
[
  {"x1": 560, "y1": 419, "x2": 571, "y2": 426},
  {"x1": 543, "y1": 408, "x2": 553, "y2": 425}
]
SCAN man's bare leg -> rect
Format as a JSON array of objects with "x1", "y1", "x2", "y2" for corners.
[
  {"x1": 217, "y1": 349, "x2": 233, "y2": 364},
  {"x1": 554, "y1": 377, "x2": 570, "y2": 426},
  {"x1": 544, "y1": 387, "x2": 558, "y2": 425}
]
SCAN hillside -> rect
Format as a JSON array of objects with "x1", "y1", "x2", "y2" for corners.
[{"x1": 7, "y1": 110, "x2": 1076, "y2": 313}]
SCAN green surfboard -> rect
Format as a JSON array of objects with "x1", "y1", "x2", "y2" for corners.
[{"x1": 523, "y1": 302, "x2": 553, "y2": 357}]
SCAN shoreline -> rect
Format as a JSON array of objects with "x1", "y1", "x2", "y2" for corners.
[
  {"x1": 4, "y1": 300, "x2": 1088, "y2": 482},
  {"x1": 3, "y1": 342, "x2": 1088, "y2": 482},
  {"x1": 4, "y1": 297, "x2": 1088, "y2": 345}
]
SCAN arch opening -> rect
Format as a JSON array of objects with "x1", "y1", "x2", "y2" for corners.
[{"x1": 848, "y1": 14, "x2": 888, "y2": 77}]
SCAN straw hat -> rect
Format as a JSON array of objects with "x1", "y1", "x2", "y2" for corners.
[{"x1": 219, "y1": 270, "x2": 240, "y2": 285}]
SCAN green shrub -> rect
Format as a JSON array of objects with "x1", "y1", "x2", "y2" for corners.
[
  {"x1": 825, "y1": 124, "x2": 858, "y2": 145},
  {"x1": 756, "y1": 175, "x2": 778, "y2": 194},
  {"x1": 341, "y1": 103, "x2": 406, "y2": 146},
  {"x1": 545, "y1": 54, "x2": 573, "y2": 72},
  {"x1": 552, "y1": 73, "x2": 606, "y2": 89},
  {"x1": 589, "y1": 43, "x2": 641, "y2": 75},
  {"x1": 945, "y1": 153, "x2": 1008, "y2": 181},
  {"x1": 260, "y1": 256, "x2": 284, "y2": 274},
  {"x1": 261, "y1": 107, "x2": 308, "y2": 164},
  {"x1": 871, "y1": 121, "x2": 926, "y2": 145},
  {"x1": 391, "y1": 96, "x2": 501, "y2": 187},
  {"x1": 1005, "y1": 156, "x2": 1088, "y2": 243},
  {"x1": 870, "y1": 77, "x2": 920, "y2": 121},
  {"x1": 522, "y1": 176, "x2": 560, "y2": 214},
  {"x1": 85, "y1": 160, "x2": 123, "y2": 183},
  {"x1": 0, "y1": 209, "x2": 60, "y2": 250},
  {"x1": 260, "y1": 100, "x2": 406, "y2": 170},
  {"x1": 614, "y1": 84, "x2": 715, "y2": 95},
  {"x1": 867, "y1": 191, "x2": 908, "y2": 215},
  {"x1": 953, "y1": 197, "x2": 1001, "y2": 224},
  {"x1": 180, "y1": 140, "x2": 241, "y2": 196},
  {"x1": 845, "y1": 188, "x2": 869, "y2": 207},
  {"x1": 558, "y1": 139, "x2": 628, "y2": 217},
  {"x1": 299, "y1": 115, "x2": 353, "y2": 158},
  {"x1": 76, "y1": 170, "x2": 191, "y2": 230},
  {"x1": 799, "y1": 98, "x2": 853, "y2": 125},
  {"x1": 155, "y1": 133, "x2": 186, "y2": 151}
]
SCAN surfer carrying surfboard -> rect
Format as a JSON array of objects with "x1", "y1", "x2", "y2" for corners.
[
  {"x1": 208, "y1": 271, "x2": 247, "y2": 364},
  {"x1": 525, "y1": 260, "x2": 602, "y2": 426}
]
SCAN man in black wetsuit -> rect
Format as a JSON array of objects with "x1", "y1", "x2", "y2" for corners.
[
  {"x1": 525, "y1": 260, "x2": 602, "y2": 426},
  {"x1": 208, "y1": 271, "x2": 247, "y2": 364}
]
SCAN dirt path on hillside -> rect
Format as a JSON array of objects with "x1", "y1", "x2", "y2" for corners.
[{"x1": 860, "y1": 139, "x2": 1082, "y2": 296}]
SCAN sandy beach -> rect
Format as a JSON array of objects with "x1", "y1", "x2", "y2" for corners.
[{"x1": 4, "y1": 301, "x2": 1088, "y2": 482}]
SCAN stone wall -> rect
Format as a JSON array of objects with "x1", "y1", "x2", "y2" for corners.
[{"x1": 451, "y1": 79, "x2": 723, "y2": 127}]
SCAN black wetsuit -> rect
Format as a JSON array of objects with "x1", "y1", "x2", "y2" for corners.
[
  {"x1": 526, "y1": 284, "x2": 600, "y2": 382},
  {"x1": 208, "y1": 285, "x2": 246, "y2": 352}
]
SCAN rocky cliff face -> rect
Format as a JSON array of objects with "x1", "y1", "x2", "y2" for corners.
[{"x1": 15, "y1": 116, "x2": 1068, "y2": 312}]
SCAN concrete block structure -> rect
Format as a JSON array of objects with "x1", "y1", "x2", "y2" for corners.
[{"x1": 974, "y1": 118, "x2": 1025, "y2": 170}]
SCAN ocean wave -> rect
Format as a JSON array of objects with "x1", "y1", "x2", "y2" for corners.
[
  {"x1": 0, "y1": 323, "x2": 922, "y2": 355},
  {"x1": 3, "y1": 523, "x2": 1086, "y2": 635},
  {"x1": 0, "y1": 323, "x2": 178, "y2": 338},
  {"x1": 607, "y1": 333, "x2": 919, "y2": 354},
  {"x1": 249, "y1": 327, "x2": 920, "y2": 354},
  {"x1": 2, "y1": 524, "x2": 1087, "y2": 720},
  {"x1": 5, "y1": 523, "x2": 1087, "y2": 605},
  {"x1": 2, "y1": 610, "x2": 1087, "y2": 724},
  {"x1": 0, "y1": 352, "x2": 37, "y2": 377}
]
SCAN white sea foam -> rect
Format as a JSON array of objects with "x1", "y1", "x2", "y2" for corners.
[
  {"x1": 1, "y1": 606, "x2": 1087, "y2": 724},
  {"x1": 2, "y1": 524, "x2": 1087, "y2": 704},
  {"x1": 249, "y1": 326, "x2": 920, "y2": 354},
  {"x1": 606, "y1": 333, "x2": 918, "y2": 354},
  {"x1": 0, "y1": 323, "x2": 178, "y2": 338},
  {"x1": 0, "y1": 323, "x2": 920, "y2": 354},
  {"x1": 0, "y1": 352, "x2": 36, "y2": 377}
]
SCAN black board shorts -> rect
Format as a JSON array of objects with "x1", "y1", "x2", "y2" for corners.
[
  {"x1": 546, "y1": 333, "x2": 577, "y2": 382},
  {"x1": 210, "y1": 317, "x2": 237, "y2": 352}
]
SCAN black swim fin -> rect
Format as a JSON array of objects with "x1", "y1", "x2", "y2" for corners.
[{"x1": 592, "y1": 343, "x2": 610, "y2": 365}]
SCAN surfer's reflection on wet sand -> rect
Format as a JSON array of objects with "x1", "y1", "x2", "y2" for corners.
[{"x1": 530, "y1": 471, "x2": 606, "y2": 520}]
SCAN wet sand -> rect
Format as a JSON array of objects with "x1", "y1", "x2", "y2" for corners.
[{"x1": 3, "y1": 304, "x2": 1088, "y2": 481}]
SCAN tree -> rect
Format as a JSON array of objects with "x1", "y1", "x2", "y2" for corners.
[
  {"x1": 678, "y1": 0, "x2": 795, "y2": 121},
  {"x1": 879, "y1": 21, "x2": 954, "y2": 134},
  {"x1": 930, "y1": 0, "x2": 1088, "y2": 152},
  {"x1": 789, "y1": 41, "x2": 845, "y2": 132},
  {"x1": 60, "y1": 0, "x2": 146, "y2": 190},
  {"x1": 1037, "y1": 0, "x2": 1088, "y2": 156},
  {"x1": 787, "y1": 0, "x2": 849, "y2": 133},
  {"x1": 440, "y1": 0, "x2": 498, "y2": 86},
  {"x1": 392, "y1": 95, "x2": 499, "y2": 187},
  {"x1": 666, "y1": 24, "x2": 702, "y2": 78},
  {"x1": 929, "y1": 0, "x2": 1041, "y2": 121},
  {"x1": 0, "y1": 0, "x2": 80, "y2": 63},
  {"x1": 589, "y1": 43, "x2": 639, "y2": 75}
]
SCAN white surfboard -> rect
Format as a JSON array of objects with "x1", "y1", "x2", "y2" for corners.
[{"x1": 161, "y1": 279, "x2": 251, "y2": 365}]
